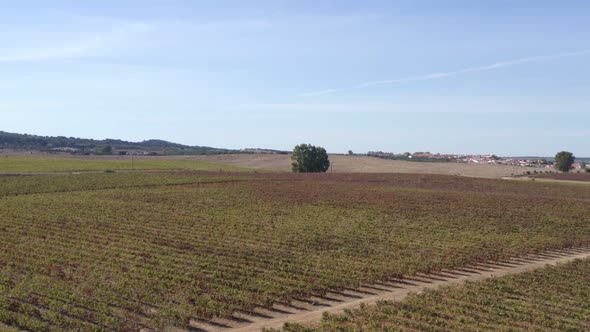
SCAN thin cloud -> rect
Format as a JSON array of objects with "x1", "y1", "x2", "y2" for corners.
[
  {"x1": 0, "y1": 37, "x2": 105, "y2": 62},
  {"x1": 0, "y1": 22, "x2": 153, "y2": 63},
  {"x1": 300, "y1": 49, "x2": 590, "y2": 97},
  {"x1": 251, "y1": 98, "x2": 574, "y2": 114}
]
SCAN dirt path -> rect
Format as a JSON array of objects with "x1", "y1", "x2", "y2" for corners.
[{"x1": 189, "y1": 246, "x2": 590, "y2": 332}]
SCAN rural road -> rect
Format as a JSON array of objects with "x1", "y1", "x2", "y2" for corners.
[{"x1": 191, "y1": 246, "x2": 590, "y2": 332}]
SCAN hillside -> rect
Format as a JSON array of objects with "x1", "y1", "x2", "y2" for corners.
[{"x1": 0, "y1": 131, "x2": 234, "y2": 155}]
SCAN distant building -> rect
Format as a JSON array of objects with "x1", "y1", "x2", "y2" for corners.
[
  {"x1": 51, "y1": 147, "x2": 78, "y2": 153},
  {"x1": 241, "y1": 148, "x2": 288, "y2": 154}
]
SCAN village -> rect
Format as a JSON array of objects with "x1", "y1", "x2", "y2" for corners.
[{"x1": 367, "y1": 151, "x2": 590, "y2": 170}]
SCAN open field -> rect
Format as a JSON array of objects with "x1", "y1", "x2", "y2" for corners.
[
  {"x1": 1, "y1": 171, "x2": 589, "y2": 331},
  {"x1": 0, "y1": 156, "x2": 247, "y2": 173},
  {"x1": 190, "y1": 153, "x2": 529, "y2": 178},
  {"x1": 283, "y1": 258, "x2": 590, "y2": 332},
  {"x1": 0, "y1": 153, "x2": 536, "y2": 178},
  {"x1": 535, "y1": 171, "x2": 590, "y2": 182}
]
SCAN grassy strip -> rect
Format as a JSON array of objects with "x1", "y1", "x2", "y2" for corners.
[{"x1": 0, "y1": 156, "x2": 248, "y2": 173}]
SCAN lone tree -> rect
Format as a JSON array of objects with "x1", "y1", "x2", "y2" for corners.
[
  {"x1": 291, "y1": 144, "x2": 330, "y2": 173},
  {"x1": 101, "y1": 145, "x2": 113, "y2": 155},
  {"x1": 554, "y1": 151, "x2": 575, "y2": 172}
]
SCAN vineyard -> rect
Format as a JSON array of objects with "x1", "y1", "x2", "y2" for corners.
[
  {"x1": 285, "y1": 258, "x2": 590, "y2": 331},
  {"x1": 0, "y1": 171, "x2": 589, "y2": 331}
]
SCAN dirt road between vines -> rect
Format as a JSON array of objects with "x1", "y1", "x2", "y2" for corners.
[{"x1": 189, "y1": 246, "x2": 590, "y2": 332}]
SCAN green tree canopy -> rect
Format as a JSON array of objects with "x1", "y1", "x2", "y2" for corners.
[
  {"x1": 291, "y1": 144, "x2": 330, "y2": 173},
  {"x1": 554, "y1": 151, "x2": 575, "y2": 172},
  {"x1": 101, "y1": 145, "x2": 113, "y2": 155}
]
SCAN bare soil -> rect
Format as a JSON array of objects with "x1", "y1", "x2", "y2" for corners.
[{"x1": 190, "y1": 154, "x2": 525, "y2": 178}]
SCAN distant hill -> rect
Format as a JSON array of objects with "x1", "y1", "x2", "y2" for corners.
[{"x1": 0, "y1": 131, "x2": 235, "y2": 155}]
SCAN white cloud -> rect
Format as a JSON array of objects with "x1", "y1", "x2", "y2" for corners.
[{"x1": 301, "y1": 49, "x2": 590, "y2": 96}]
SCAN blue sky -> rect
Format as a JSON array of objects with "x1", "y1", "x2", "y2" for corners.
[{"x1": 1, "y1": 0, "x2": 589, "y2": 156}]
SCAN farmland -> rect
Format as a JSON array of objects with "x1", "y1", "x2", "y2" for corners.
[
  {"x1": 190, "y1": 153, "x2": 525, "y2": 178},
  {"x1": 0, "y1": 154, "x2": 531, "y2": 178},
  {"x1": 285, "y1": 258, "x2": 590, "y2": 332},
  {"x1": 535, "y1": 171, "x2": 590, "y2": 182},
  {"x1": 0, "y1": 156, "x2": 247, "y2": 173},
  {"x1": 1, "y1": 171, "x2": 590, "y2": 331}
]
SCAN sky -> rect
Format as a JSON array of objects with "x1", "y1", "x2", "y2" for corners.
[{"x1": 1, "y1": 0, "x2": 589, "y2": 156}]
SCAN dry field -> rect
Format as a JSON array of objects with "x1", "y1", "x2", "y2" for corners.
[
  {"x1": 190, "y1": 153, "x2": 525, "y2": 178},
  {"x1": 0, "y1": 151, "x2": 530, "y2": 178}
]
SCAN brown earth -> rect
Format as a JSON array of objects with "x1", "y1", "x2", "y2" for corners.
[{"x1": 190, "y1": 154, "x2": 527, "y2": 178}]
